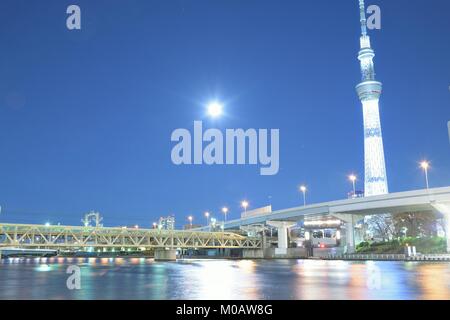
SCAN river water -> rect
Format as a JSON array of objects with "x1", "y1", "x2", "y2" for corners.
[{"x1": 0, "y1": 257, "x2": 449, "y2": 300}]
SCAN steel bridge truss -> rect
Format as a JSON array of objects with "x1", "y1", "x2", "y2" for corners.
[{"x1": 0, "y1": 223, "x2": 262, "y2": 251}]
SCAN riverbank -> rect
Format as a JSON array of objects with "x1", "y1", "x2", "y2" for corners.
[{"x1": 326, "y1": 253, "x2": 450, "y2": 261}]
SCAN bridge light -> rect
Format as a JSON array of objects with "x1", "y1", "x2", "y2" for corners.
[
  {"x1": 204, "y1": 212, "x2": 210, "y2": 226},
  {"x1": 188, "y1": 215, "x2": 193, "y2": 227},
  {"x1": 222, "y1": 207, "x2": 229, "y2": 223},
  {"x1": 420, "y1": 161, "x2": 429, "y2": 170},
  {"x1": 348, "y1": 174, "x2": 357, "y2": 197},
  {"x1": 420, "y1": 160, "x2": 430, "y2": 189},
  {"x1": 45, "y1": 222, "x2": 50, "y2": 227},
  {"x1": 299, "y1": 185, "x2": 307, "y2": 206},
  {"x1": 304, "y1": 219, "x2": 341, "y2": 227},
  {"x1": 241, "y1": 201, "x2": 249, "y2": 214}
]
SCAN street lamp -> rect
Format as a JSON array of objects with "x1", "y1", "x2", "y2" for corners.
[
  {"x1": 204, "y1": 211, "x2": 210, "y2": 226},
  {"x1": 420, "y1": 161, "x2": 430, "y2": 189},
  {"x1": 188, "y1": 215, "x2": 193, "y2": 228},
  {"x1": 349, "y1": 174, "x2": 357, "y2": 197},
  {"x1": 222, "y1": 207, "x2": 229, "y2": 223},
  {"x1": 152, "y1": 222, "x2": 157, "y2": 229},
  {"x1": 241, "y1": 201, "x2": 249, "y2": 214},
  {"x1": 300, "y1": 185, "x2": 307, "y2": 206}
]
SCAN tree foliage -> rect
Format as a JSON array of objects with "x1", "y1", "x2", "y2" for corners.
[{"x1": 392, "y1": 211, "x2": 439, "y2": 238}]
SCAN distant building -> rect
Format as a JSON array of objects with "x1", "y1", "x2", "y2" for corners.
[
  {"x1": 348, "y1": 190, "x2": 364, "y2": 199},
  {"x1": 158, "y1": 216, "x2": 175, "y2": 230}
]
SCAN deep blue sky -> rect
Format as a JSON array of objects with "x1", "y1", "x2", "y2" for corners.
[{"x1": 0, "y1": 0, "x2": 449, "y2": 227}]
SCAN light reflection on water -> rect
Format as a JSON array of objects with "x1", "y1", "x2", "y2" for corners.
[{"x1": 0, "y1": 258, "x2": 449, "y2": 300}]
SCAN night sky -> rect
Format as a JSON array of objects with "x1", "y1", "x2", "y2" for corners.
[{"x1": 0, "y1": 0, "x2": 449, "y2": 228}]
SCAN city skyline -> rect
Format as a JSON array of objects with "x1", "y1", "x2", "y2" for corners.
[{"x1": 0, "y1": 0, "x2": 449, "y2": 228}]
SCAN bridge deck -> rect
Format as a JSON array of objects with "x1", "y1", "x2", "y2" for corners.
[
  {"x1": 0, "y1": 223, "x2": 262, "y2": 250},
  {"x1": 221, "y1": 187, "x2": 450, "y2": 229}
]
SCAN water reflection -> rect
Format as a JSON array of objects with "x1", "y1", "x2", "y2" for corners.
[
  {"x1": 416, "y1": 263, "x2": 450, "y2": 300},
  {"x1": 0, "y1": 258, "x2": 449, "y2": 300}
]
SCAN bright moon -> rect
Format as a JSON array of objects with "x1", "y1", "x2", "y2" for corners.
[{"x1": 207, "y1": 101, "x2": 223, "y2": 118}]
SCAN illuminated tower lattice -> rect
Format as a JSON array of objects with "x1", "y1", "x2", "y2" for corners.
[{"x1": 356, "y1": 0, "x2": 388, "y2": 196}]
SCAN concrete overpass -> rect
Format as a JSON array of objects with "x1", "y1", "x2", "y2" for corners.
[{"x1": 213, "y1": 187, "x2": 450, "y2": 254}]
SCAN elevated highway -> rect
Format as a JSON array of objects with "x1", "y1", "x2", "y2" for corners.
[
  {"x1": 223, "y1": 187, "x2": 450, "y2": 228},
  {"x1": 211, "y1": 187, "x2": 450, "y2": 254}
]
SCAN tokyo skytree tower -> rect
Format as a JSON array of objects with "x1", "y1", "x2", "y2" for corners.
[{"x1": 356, "y1": 0, "x2": 388, "y2": 196}]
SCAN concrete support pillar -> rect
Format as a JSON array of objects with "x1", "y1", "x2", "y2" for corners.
[
  {"x1": 346, "y1": 219, "x2": 355, "y2": 254},
  {"x1": 432, "y1": 203, "x2": 450, "y2": 253},
  {"x1": 154, "y1": 249, "x2": 177, "y2": 261},
  {"x1": 267, "y1": 221, "x2": 296, "y2": 255},
  {"x1": 242, "y1": 249, "x2": 264, "y2": 259},
  {"x1": 332, "y1": 214, "x2": 356, "y2": 254}
]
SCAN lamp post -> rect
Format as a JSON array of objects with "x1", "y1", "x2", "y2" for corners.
[
  {"x1": 349, "y1": 174, "x2": 357, "y2": 198},
  {"x1": 300, "y1": 185, "x2": 307, "y2": 206},
  {"x1": 222, "y1": 207, "x2": 228, "y2": 223},
  {"x1": 420, "y1": 161, "x2": 430, "y2": 190},
  {"x1": 241, "y1": 201, "x2": 249, "y2": 215},
  {"x1": 204, "y1": 211, "x2": 210, "y2": 226},
  {"x1": 188, "y1": 215, "x2": 193, "y2": 228}
]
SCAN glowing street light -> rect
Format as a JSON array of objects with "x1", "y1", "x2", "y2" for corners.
[
  {"x1": 349, "y1": 174, "x2": 357, "y2": 197},
  {"x1": 222, "y1": 207, "x2": 229, "y2": 223},
  {"x1": 204, "y1": 211, "x2": 210, "y2": 226},
  {"x1": 188, "y1": 215, "x2": 193, "y2": 227},
  {"x1": 299, "y1": 185, "x2": 307, "y2": 206},
  {"x1": 207, "y1": 101, "x2": 223, "y2": 118},
  {"x1": 420, "y1": 161, "x2": 430, "y2": 189},
  {"x1": 45, "y1": 222, "x2": 50, "y2": 227},
  {"x1": 241, "y1": 200, "x2": 249, "y2": 214},
  {"x1": 152, "y1": 222, "x2": 157, "y2": 229}
]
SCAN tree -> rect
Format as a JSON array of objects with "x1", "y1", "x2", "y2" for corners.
[
  {"x1": 392, "y1": 211, "x2": 439, "y2": 238},
  {"x1": 365, "y1": 214, "x2": 395, "y2": 241}
]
